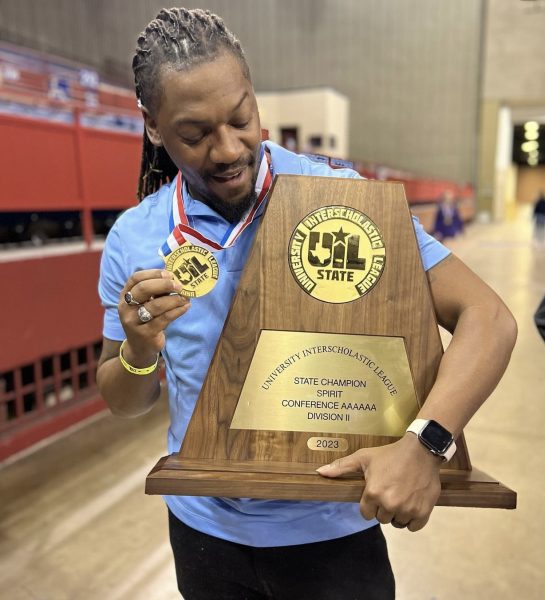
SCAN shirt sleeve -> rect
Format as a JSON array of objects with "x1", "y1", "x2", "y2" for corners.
[
  {"x1": 411, "y1": 215, "x2": 450, "y2": 271},
  {"x1": 98, "y1": 224, "x2": 129, "y2": 341},
  {"x1": 299, "y1": 154, "x2": 361, "y2": 180},
  {"x1": 299, "y1": 156, "x2": 450, "y2": 271}
]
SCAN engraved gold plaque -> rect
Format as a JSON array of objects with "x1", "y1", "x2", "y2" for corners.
[
  {"x1": 165, "y1": 244, "x2": 219, "y2": 298},
  {"x1": 288, "y1": 205, "x2": 386, "y2": 303},
  {"x1": 230, "y1": 330, "x2": 418, "y2": 436}
]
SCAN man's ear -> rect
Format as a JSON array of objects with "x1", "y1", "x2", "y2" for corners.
[{"x1": 142, "y1": 107, "x2": 163, "y2": 146}]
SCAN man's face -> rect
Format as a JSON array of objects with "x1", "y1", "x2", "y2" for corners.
[{"x1": 145, "y1": 51, "x2": 262, "y2": 221}]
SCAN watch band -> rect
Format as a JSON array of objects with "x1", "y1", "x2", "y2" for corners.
[
  {"x1": 406, "y1": 418, "x2": 456, "y2": 462},
  {"x1": 406, "y1": 419, "x2": 430, "y2": 436}
]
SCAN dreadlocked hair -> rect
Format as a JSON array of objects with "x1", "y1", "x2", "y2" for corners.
[{"x1": 132, "y1": 7, "x2": 251, "y2": 201}]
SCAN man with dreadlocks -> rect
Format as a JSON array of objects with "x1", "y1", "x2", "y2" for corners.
[{"x1": 97, "y1": 7, "x2": 516, "y2": 599}]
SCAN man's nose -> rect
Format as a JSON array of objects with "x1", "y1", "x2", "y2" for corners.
[{"x1": 209, "y1": 126, "x2": 243, "y2": 165}]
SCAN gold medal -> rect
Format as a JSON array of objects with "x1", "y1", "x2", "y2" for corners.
[
  {"x1": 288, "y1": 205, "x2": 386, "y2": 303},
  {"x1": 165, "y1": 244, "x2": 220, "y2": 298}
]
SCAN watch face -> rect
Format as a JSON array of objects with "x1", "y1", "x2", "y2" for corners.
[{"x1": 420, "y1": 420, "x2": 453, "y2": 453}]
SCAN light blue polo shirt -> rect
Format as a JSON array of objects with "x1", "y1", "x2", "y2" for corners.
[{"x1": 99, "y1": 141, "x2": 450, "y2": 547}]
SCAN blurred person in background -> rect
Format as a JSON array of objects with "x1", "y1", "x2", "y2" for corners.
[
  {"x1": 535, "y1": 295, "x2": 545, "y2": 341},
  {"x1": 532, "y1": 190, "x2": 545, "y2": 246},
  {"x1": 433, "y1": 189, "x2": 464, "y2": 242}
]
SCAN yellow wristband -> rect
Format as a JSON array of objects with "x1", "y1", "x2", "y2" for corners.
[{"x1": 119, "y1": 340, "x2": 159, "y2": 375}]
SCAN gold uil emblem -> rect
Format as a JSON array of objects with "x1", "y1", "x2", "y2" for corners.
[
  {"x1": 288, "y1": 206, "x2": 386, "y2": 303},
  {"x1": 165, "y1": 244, "x2": 219, "y2": 298}
]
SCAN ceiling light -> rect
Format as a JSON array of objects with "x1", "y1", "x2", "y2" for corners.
[
  {"x1": 524, "y1": 121, "x2": 539, "y2": 131},
  {"x1": 522, "y1": 140, "x2": 539, "y2": 152}
]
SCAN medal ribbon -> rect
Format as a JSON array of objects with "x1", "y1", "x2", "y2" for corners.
[{"x1": 160, "y1": 149, "x2": 272, "y2": 258}]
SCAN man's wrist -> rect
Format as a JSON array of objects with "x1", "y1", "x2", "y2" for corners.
[
  {"x1": 119, "y1": 340, "x2": 159, "y2": 374},
  {"x1": 401, "y1": 432, "x2": 443, "y2": 466},
  {"x1": 406, "y1": 418, "x2": 456, "y2": 462}
]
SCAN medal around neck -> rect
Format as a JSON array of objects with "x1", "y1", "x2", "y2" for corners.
[
  {"x1": 160, "y1": 153, "x2": 271, "y2": 298},
  {"x1": 165, "y1": 243, "x2": 219, "y2": 298}
]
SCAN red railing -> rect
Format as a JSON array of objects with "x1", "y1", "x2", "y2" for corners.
[{"x1": 0, "y1": 341, "x2": 105, "y2": 461}]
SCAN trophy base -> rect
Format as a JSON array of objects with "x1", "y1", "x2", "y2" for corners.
[{"x1": 146, "y1": 455, "x2": 516, "y2": 509}]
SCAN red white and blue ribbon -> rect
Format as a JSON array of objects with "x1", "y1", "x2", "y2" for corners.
[{"x1": 159, "y1": 148, "x2": 272, "y2": 259}]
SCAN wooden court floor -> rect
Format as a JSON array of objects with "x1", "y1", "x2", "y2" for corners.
[{"x1": 1, "y1": 207, "x2": 544, "y2": 599}]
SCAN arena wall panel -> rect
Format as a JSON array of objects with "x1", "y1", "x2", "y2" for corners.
[{"x1": 1, "y1": 251, "x2": 103, "y2": 372}]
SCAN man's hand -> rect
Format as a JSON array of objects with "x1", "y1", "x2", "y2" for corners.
[
  {"x1": 317, "y1": 434, "x2": 442, "y2": 532},
  {"x1": 118, "y1": 269, "x2": 190, "y2": 366},
  {"x1": 96, "y1": 269, "x2": 190, "y2": 418}
]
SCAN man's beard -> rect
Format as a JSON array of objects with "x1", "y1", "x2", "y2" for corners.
[
  {"x1": 192, "y1": 157, "x2": 260, "y2": 223},
  {"x1": 204, "y1": 188, "x2": 258, "y2": 224}
]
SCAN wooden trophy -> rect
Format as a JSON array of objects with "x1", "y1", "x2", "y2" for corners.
[{"x1": 146, "y1": 176, "x2": 516, "y2": 509}]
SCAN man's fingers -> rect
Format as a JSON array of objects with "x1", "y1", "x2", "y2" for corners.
[
  {"x1": 146, "y1": 302, "x2": 191, "y2": 331},
  {"x1": 131, "y1": 295, "x2": 190, "y2": 329},
  {"x1": 375, "y1": 507, "x2": 395, "y2": 525},
  {"x1": 121, "y1": 272, "x2": 183, "y2": 306},
  {"x1": 145, "y1": 294, "x2": 189, "y2": 317},
  {"x1": 407, "y1": 514, "x2": 430, "y2": 532},
  {"x1": 316, "y1": 451, "x2": 369, "y2": 478},
  {"x1": 316, "y1": 451, "x2": 380, "y2": 522},
  {"x1": 318, "y1": 438, "x2": 442, "y2": 530},
  {"x1": 127, "y1": 279, "x2": 183, "y2": 304},
  {"x1": 359, "y1": 498, "x2": 379, "y2": 522},
  {"x1": 122, "y1": 269, "x2": 172, "y2": 294}
]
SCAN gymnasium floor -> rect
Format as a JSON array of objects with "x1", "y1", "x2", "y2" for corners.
[{"x1": 1, "y1": 207, "x2": 544, "y2": 600}]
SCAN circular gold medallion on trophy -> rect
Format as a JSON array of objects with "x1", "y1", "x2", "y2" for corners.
[
  {"x1": 288, "y1": 205, "x2": 386, "y2": 303},
  {"x1": 165, "y1": 244, "x2": 219, "y2": 298}
]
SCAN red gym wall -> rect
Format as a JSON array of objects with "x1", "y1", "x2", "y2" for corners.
[
  {"x1": 0, "y1": 110, "x2": 142, "y2": 370},
  {"x1": 0, "y1": 107, "x2": 142, "y2": 459},
  {"x1": 1, "y1": 252, "x2": 103, "y2": 372},
  {"x1": 0, "y1": 111, "x2": 141, "y2": 211}
]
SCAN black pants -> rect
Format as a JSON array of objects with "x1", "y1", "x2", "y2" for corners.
[{"x1": 168, "y1": 510, "x2": 395, "y2": 600}]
